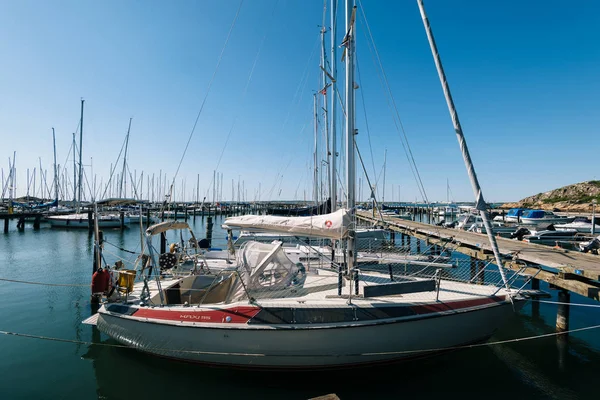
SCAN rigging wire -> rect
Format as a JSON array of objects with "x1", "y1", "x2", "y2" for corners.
[
  {"x1": 354, "y1": 56, "x2": 378, "y2": 196},
  {"x1": 168, "y1": 0, "x2": 245, "y2": 202},
  {"x1": 204, "y1": 0, "x2": 280, "y2": 203},
  {"x1": 357, "y1": 0, "x2": 429, "y2": 205},
  {"x1": 265, "y1": 33, "x2": 321, "y2": 201}
]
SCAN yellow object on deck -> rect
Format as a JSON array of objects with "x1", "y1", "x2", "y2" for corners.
[{"x1": 117, "y1": 270, "x2": 136, "y2": 293}]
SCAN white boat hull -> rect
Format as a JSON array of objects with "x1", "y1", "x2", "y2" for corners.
[
  {"x1": 520, "y1": 217, "x2": 574, "y2": 225},
  {"x1": 47, "y1": 214, "x2": 129, "y2": 228},
  {"x1": 97, "y1": 298, "x2": 519, "y2": 368}
]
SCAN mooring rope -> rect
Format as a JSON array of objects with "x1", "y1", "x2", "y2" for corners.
[
  {"x1": 532, "y1": 299, "x2": 600, "y2": 308},
  {"x1": 102, "y1": 240, "x2": 138, "y2": 255},
  {"x1": 0, "y1": 278, "x2": 89, "y2": 287},
  {"x1": 1, "y1": 323, "x2": 599, "y2": 358}
]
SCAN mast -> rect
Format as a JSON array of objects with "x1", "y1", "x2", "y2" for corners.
[
  {"x1": 344, "y1": 1, "x2": 357, "y2": 286},
  {"x1": 78, "y1": 99, "x2": 84, "y2": 206},
  {"x1": 72, "y1": 132, "x2": 77, "y2": 202},
  {"x1": 382, "y1": 148, "x2": 387, "y2": 205},
  {"x1": 120, "y1": 117, "x2": 132, "y2": 198},
  {"x1": 330, "y1": 0, "x2": 338, "y2": 211},
  {"x1": 313, "y1": 93, "x2": 319, "y2": 207},
  {"x1": 320, "y1": 23, "x2": 331, "y2": 207},
  {"x1": 417, "y1": 0, "x2": 509, "y2": 288},
  {"x1": 9, "y1": 152, "x2": 16, "y2": 208}
]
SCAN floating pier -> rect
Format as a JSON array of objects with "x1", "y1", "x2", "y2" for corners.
[{"x1": 357, "y1": 211, "x2": 600, "y2": 334}]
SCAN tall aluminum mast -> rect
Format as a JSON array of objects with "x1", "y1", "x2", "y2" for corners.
[
  {"x1": 417, "y1": 0, "x2": 509, "y2": 288},
  {"x1": 313, "y1": 93, "x2": 319, "y2": 206},
  {"x1": 320, "y1": 25, "x2": 331, "y2": 207},
  {"x1": 78, "y1": 99, "x2": 84, "y2": 205},
  {"x1": 119, "y1": 118, "x2": 132, "y2": 198},
  {"x1": 344, "y1": 1, "x2": 357, "y2": 286},
  {"x1": 330, "y1": 0, "x2": 338, "y2": 211},
  {"x1": 52, "y1": 128, "x2": 58, "y2": 202}
]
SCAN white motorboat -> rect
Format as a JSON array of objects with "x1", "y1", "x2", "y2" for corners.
[
  {"x1": 456, "y1": 213, "x2": 509, "y2": 231},
  {"x1": 555, "y1": 217, "x2": 600, "y2": 234},
  {"x1": 519, "y1": 210, "x2": 575, "y2": 225},
  {"x1": 523, "y1": 228, "x2": 578, "y2": 243},
  {"x1": 493, "y1": 208, "x2": 530, "y2": 223}
]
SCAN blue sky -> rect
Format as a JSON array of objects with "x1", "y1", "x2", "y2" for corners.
[{"x1": 1, "y1": 0, "x2": 598, "y2": 204}]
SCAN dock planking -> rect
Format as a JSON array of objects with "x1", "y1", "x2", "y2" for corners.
[{"x1": 357, "y1": 211, "x2": 600, "y2": 301}]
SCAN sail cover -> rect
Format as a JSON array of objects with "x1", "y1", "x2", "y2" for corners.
[
  {"x1": 222, "y1": 208, "x2": 350, "y2": 240},
  {"x1": 225, "y1": 241, "x2": 306, "y2": 303},
  {"x1": 146, "y1": 221, "x2": 190, "y2": 236}
]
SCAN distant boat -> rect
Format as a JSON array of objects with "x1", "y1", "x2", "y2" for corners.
[
  {"x1": 493, "y1": 208, "x2": 530, "y2": 223},
  {"x1": 520, "y1": 210, "x2": 575, "y2": 225},
  {"x1": 47, "y1": 213, "x2": 129, "y2": 228},
  {"x1": 555, "y1": 217, "x2": 600, "y2": 234},
  {"x1": 161, "y1": 210, "x2": 189, "y2": 219},
  {"x1": 523, "y1": 228, "x2": 578, "y2": 243}
]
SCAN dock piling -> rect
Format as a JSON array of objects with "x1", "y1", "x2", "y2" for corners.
[
  {"x1": 88, "y1": 211, "x2": 93, "y2": 234},
  {"x1": 556, "y1": 290, "x2": 570, "y2": 333},
  {"x1": 531, "y1": 278, "x2": 540, "y2": 318}
]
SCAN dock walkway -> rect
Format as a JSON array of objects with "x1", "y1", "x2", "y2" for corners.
[{"x1": 357, "y1": 211, "x2": 600, "y2": 300}]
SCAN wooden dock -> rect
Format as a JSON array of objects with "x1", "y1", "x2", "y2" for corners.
[{"x1": 357, "y1": 211, "x2": 600, "y2": 302}]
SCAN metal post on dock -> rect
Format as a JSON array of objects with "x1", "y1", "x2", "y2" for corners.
[
  {"x1": 470, "y1": 256, "x2": 476, "y2": 281},
  {"x1": 17, "y1": 217, "x2": 25, "y2": 231},
  {"x1": 120, "y1": 211, "x2": 125, "y2": 230},
  {"x1": 592, "y1": 200, "x2": 597, "y2": 236},
  {"x1": 4, "y1": 218, "x2": 8, "y2": 233},
  {"x1": 146, "y1": 208, "x2": 151, "y2": 229},
  {"x1": 33, "y1": 215, "x2": 41, "y2": 230}
]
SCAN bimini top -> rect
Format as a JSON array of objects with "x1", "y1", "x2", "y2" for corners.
[
  {"x1": 222, "y1": 208, "x2": 350, "y2": 240},
  {"x1": 506, "y1": 208, "x2": 530, "y2": 217},
  {"x1": 522, "y1": 210, "x2": 551, "y2": 219},
  {"x1": 146, "y1": 221, "x2": 191, "y2": 236}
]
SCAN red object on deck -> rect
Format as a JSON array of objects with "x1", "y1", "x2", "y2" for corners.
[{"x1": 91, "y1": 269, "x2": 110, "y2": 294}]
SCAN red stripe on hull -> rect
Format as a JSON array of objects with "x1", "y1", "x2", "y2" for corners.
[
  {"x1": 410, "y1": 296, "x2": 506, "y2": 314},
  {"x1": 132, "y1": 306, "x2": 261, "y2": 323}
]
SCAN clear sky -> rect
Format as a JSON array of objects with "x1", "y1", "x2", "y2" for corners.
[{"x1": 1, "y1": 0, "x2": 598, "y2": 204}]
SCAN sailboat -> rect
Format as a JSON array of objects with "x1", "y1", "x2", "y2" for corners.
[
  {"x1": 46, "y1": 100, "x2": 128, "y2": 229},
  {"x1": 91, "y1": 1, "x2": 533, "y2": 368}
]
